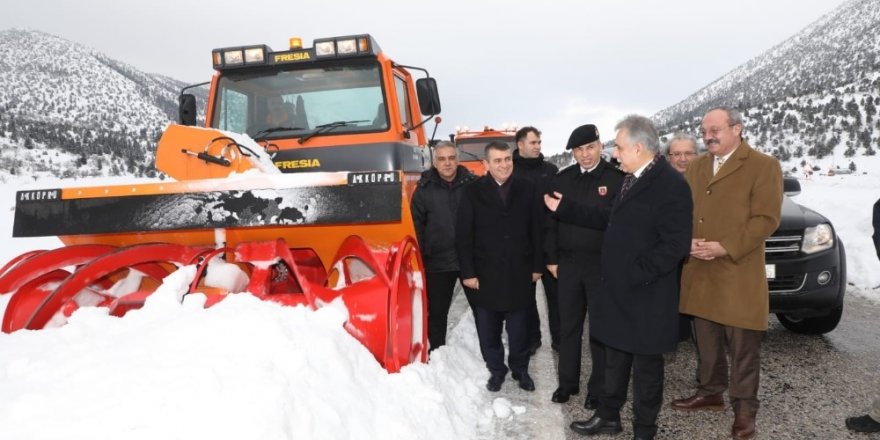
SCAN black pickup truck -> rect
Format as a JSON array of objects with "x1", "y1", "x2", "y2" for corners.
[{"x1": 767, "y1": 177, "x2": 846, "y2": 334}]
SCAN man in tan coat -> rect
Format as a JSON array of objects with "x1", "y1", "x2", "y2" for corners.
[{"x1": 671, "y1": 107, "x2": 782, "y2": 440}]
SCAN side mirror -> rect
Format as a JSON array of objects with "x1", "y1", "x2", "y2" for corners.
[
  {"x1": 783, "y1": 176, "x2": 801, "y2": 196},
  {"x1": 179, "y1": 94, "x2": 197, "y2": 126},
  {"x1": 415, "y1": 77, "x2": 441, "y2": 116}
]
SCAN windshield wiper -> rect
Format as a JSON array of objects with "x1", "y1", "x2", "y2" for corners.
[
  {"x1": 298, "y1": 120, "x2": 369, "y2": 144},
  {"x1": 250, "y1": 126, "x2": 306, "y2": 140},
  {"x1": 459, "y1": 150, "x2": 481, "y2": 161}
]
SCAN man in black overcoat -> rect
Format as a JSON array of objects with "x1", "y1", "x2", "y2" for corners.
[
  {"x1": 456, "y1": 141, "x2": 544, "y2": 392},
  {"x1": 545, "y1": 115, "x2": 692, "y2": 440}
]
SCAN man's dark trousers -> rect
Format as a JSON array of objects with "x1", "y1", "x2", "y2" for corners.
[
  {"x1": 557, "y1": 255, "x2": 603, "y2": 395},
  {"x1": 527, "y1": 269, "x2": 559, "y2": 348},
  {"x1": 474, "y1": 305, "x2": 530, "y2": 377},
  {"x1": 596, "y1": 344, "x2": 664, "y2": 439},
  {"x1": 426, "y1": 271, "x2": 459, "y2": 350}
]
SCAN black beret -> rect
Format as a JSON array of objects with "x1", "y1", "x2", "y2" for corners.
[{"x1": 565, "y1": 124, "x2": 600, "y2": 150}]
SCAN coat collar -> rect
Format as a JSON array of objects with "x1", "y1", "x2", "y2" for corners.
[
  {"x1": 478, "y1": 174, "x2": 518, "y2": 209},
  {"x1": 418, "y1": 165, "x2": 476, "y2": 188},
  {"x1": 614, "y1": 155, "x2": 668, "y2": 209},
  {"x1": 707, "y1": 140, "x2": 753, "y2": 184}
]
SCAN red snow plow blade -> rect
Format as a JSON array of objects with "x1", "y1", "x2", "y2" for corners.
[{"x1": 1, "y1": 170, "x2": 427, "y2": 373}]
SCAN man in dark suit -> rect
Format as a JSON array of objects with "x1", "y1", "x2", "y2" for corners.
[
  {"x1": 456, "y1": 141, "x2": 544, "y2": 392},
  {"x1": 545, "y1": 115, "x2": 692, "y2": 440}
]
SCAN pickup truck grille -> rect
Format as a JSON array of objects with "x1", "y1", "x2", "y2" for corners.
[
  {"x1": 766, "y1": 231, "x2": 805, "y2": 294},
  {"x1": 768, "y1": 274, "x2": 806, "y2": 294},
  {"x1": 765, "y1": 233, "x2": 801, "y2": 258}
]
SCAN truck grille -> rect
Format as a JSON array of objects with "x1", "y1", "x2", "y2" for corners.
[
  {"x1": 765, "y1": 233, "x2": 801, "y2": 258},
  {"x1": 766, "y1": 231, "x2": 805, "y2": 294},
  {"x1": 768, "y1": 273, "x2": 806, "y2": 294}
]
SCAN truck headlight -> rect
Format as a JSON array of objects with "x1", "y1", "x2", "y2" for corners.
[{"x1": 802, "y1": 223, "x2": 834, "y2": 254}]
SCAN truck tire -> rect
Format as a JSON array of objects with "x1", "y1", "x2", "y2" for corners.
[{"x1": 776, "y1": 305, "x2": 843, "y2": 335}]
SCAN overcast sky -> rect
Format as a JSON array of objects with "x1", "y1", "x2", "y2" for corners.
[{"x1": 1, "y1": 0, "x2": 850, "y2": 154}]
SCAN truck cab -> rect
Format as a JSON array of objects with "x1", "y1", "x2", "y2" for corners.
[
  {"x1": 452, "y1": 127, "x2": 517, "y2": 176},
  {"x1": 181, "y1": 35, "x2": 440, "y2": 176}
]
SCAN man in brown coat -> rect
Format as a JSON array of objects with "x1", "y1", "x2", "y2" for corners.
[{"x1": 671, "y1": 106, "x2": 783, "y2": 440}]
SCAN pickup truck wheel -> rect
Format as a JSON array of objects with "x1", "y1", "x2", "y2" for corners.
[{"x1": 776, "y1": 305, "x2": 843, "y2": 335}]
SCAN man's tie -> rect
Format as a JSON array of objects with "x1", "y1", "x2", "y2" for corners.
[
  {"x1": 620, "y1": 174, "x2": 636, "y2": 198},
  {"x1": 714, "y1": 157, "x2": 725, "y2": 175}
]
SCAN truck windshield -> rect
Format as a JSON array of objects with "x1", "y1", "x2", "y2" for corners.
[
  {"x1": 456, "y1": 137, "x2": 514, "y2": 161},
  {"x1": 211, "y1": 60, "x2": 388, "y2": 138}
]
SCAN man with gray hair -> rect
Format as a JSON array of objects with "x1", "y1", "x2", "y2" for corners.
[
  {"x1": 666, "y1": 132, "x2": 699, "y2": 173},
  {"x1": 545, "y1": 115, "x2": 692, "y2": 440},
  {"x1": 672, "y1": 106, "x2": 782, "y2": 440},
  {"x1": 411, "y1": 140, "x2": 476, "y2": 351}
]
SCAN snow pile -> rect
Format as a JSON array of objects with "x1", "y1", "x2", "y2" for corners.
[{"x1": 0, "y1": 265, "x2": 489, "y2": 440}]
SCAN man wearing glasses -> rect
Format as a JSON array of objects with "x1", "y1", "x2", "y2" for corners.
[
  {"x1": 666, "y1": 132, "x2": 700, "y2": 344},
  {"x1": 666, "y1": 132, "x2": 699, "y2": 174},
  {"x1": 672, "y1": 106, "x2": 783, "y2": 440}
]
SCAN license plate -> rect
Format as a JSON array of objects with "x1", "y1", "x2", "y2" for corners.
[{"x1": 765, "y1": 264, "x2": 776, "y2": 279}]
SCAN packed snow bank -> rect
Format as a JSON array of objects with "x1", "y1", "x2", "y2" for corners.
[{"x1": 0, "y1": 266, "x2": 489, "y2": 440}]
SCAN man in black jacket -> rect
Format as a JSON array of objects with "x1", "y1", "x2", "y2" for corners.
[
  {"x1": 411, "y1": 141, "x2": 477, "y2": 351},
  {"x1": 546, "y1": 124, "x2": 623, "y2": 408},
  {"x1": 513, "y1": 126, "x2": 560, "y2": 355},
  {"x1": 843, "y1": 198, "x2": 880, "y2": 433},
  {"x1": 457, "y1": 141, "x2": 544, "y2": 392},
  {"x1": 545, "y1": 115, "x2": 692, "y2": 440}
]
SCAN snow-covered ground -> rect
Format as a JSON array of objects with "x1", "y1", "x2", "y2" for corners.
[
  {"x1": 0, "y1": 168, "x2": 878, "y2": 440},
  {"x1": 0, "y1": 173, "x2": 560, "y2": 440}
]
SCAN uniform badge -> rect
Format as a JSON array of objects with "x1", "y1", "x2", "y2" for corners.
[{"x1": 598, "y1": 186, "x2": 608, "y2": 196}]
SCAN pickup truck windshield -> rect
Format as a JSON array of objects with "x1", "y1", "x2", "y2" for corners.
[{"x1": 211, "y1": 60, "x2": 388, "y2": 138}]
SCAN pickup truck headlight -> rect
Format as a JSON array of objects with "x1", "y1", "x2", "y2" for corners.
[{"x1": 801, "y1": 223, "x2": 834, "y2": 254}]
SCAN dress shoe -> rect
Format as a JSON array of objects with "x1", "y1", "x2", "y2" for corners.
[
  {"x1": 846, "y1": 414, "x2": 880, "y2": 433},
  {"x1": 732, "y1": 412, "x2": 756, "y2": 439},
  {"x1": 528, "y1": 340, "x2": 542, "y2": 356},
  {"x1": 486, "y1": 374, "x2": 505, "y2": 392},
  {"x1": 584, "y1": 394, "x2": 599, "y2": 410},
  {"x1": 670, "y1": 393, "x2": 725, "y2": 411},
  {"x1": 633, "y1": 436, "x2": 654, "y2": 440},
  {"x1": 551, "y1": 387, "x2": 579, "y2": 403},
  {"x1": 570, "y1": 415, "x2": 622, "y2": 435},
  {"x1": 512, "y1": 372, "x2": 535, "y2": 391}
]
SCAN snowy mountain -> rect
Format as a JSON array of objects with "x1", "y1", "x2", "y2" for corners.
[
  {"x1": 0, "y1": 29, "x2": 207, "y2": 179},
  {"x1": 654, "y1": 0, "x2": 880, "y2": 173}
]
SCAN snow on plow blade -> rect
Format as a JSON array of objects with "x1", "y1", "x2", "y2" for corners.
[{"x1": 2, "y1": 171, "x2": 427, "y2": 372}]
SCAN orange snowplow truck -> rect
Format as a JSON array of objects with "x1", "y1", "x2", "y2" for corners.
[
  {"x1": 0, "y1": 34, "x2": 442, "y2": 373},
  {"x1": 452, "y1": 126, "x2": 517, "y2": 175}
]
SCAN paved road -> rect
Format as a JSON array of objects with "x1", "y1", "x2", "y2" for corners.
[
  {"x1": 560, "y1": 290, "x2": 880, "y2": 440},
  {"x1": 452, "y1": 284, "x2": 880, "y2": 439}
]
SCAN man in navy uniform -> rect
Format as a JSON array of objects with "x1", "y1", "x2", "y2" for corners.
[{"x1": 546, "y1": 124, "x2": 623, "y2": 408}]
